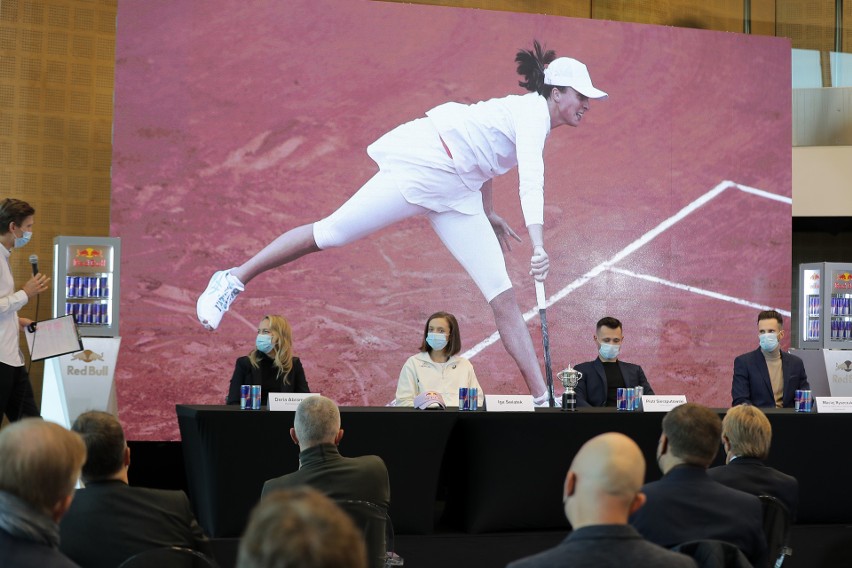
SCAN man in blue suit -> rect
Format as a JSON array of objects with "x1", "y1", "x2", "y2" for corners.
[
  {"x1": 574, "y1": 317, "x2": 654, "y2": 407},
  {"x1": 731, "y1": 310, "x2": 809, "y2": 408},
  {"x1": 629, "y1": 403, "x2": 767, "y2": 567}
]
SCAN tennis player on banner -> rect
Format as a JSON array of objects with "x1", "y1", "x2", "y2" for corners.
[{"x1": 197, "y1": 41, "x2": 607, "y2": 405}]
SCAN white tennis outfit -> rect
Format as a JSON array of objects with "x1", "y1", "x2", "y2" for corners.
[{"x1": 312, "y1": 92, "x2": 551, "y2": 302}]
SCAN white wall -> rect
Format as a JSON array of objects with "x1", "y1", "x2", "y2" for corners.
[{"x1": 792, "y1": 146, "x2": 852, "y2": 216}]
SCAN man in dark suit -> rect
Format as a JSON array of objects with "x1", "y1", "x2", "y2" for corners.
[
  {"x1": 507, "y1": 433, "x2": 696, "y2": 568},
  {"x1": 732, "y1": 310, "x2": 809, "y2": 408},
  {"x1": 574, "y1": 317, "x2": 654, "y2": 407},
  {"x1": 629, "y1": 403, "x2": 767, "y2": 567},
  {"x1": 262, "y1": 395, "x2": 390, "y2": 512},
  {"x1": 59, "y1": 411, "x2": 211, "y2": 568},
  {"x1": 0, "y1": 419, "x2": 85, "y2": 568},
  {"x1": 709, "y1": 404, "x2": 799, "y2": 520}
]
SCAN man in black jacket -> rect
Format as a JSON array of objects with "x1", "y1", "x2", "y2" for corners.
[{"x1": 59, "y1": 411, "x2": 211, "y2": 568}]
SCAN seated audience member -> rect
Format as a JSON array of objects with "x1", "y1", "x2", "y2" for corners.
[
  {"x1": 395, "y1": 311, "x2": 483, "y2": 407},
  {"x1": 262, "y1": 395, "x2": 390, "y2": 513},
  {"x1": 507, "y1": 433, "x2": 696, "y2": 568},
  {"x1": 227, "y1": 314, "x2": 310, "y2": 405},
  {"x1": 574, "y1": 317, "x2": 654, "y2": 407},
  {"x1": 59, "y1": 411, "x2": 211, "y2": 568},
  {"x1": 732, "y1": 310, "x2": 809, "y2": 408},
  {"x1": 0, "y1": 418, "x2": 86, "y2": 568},
  {"x1": 629, "y1": 403, "x2": 766, "y2": 566},
  {"x1": 238, "y1": 487, "x2": 366, "y2": 568},
  {"x1": 709, "y1": 404, "x2": 799, "y2": 520}
]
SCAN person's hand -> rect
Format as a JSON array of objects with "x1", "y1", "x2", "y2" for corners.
[
  {"x1": 530, "y1": 246, "x2": 549, "y2": 281},
  {"x1": 23, "y1": 273, "x2": 51, "y2": 298},
  {"x1": 19, "y1": 317, "x2": 33, "y2": 330},
  {"x1": 487, "y1": 212, "x2": 522, "y2": 252}
]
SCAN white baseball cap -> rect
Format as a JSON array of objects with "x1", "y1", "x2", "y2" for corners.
[
  {"x1": 543, "y1": 57, "x2": 608, "y2": 99},
  {"x1": 414, "y1": 391, "x2": 446, "y2": 410}
]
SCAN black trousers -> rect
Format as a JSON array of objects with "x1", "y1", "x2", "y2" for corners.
[{"x1": 0, "y1": 361, "x2": 40, "y2": 422}]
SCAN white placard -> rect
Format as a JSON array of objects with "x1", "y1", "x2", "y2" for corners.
[
  {"x1": 486, "y1": 394, "x2": 535, "y2": 412},
  {"x1": 815, "y1": 397, "x2": 852, "y2": 413},
  {"x1": 24, "y1": 315, "x2": 82, "y2": 361},
  {"x1": 268, "y1": 392, "x2": 319, "y2": 411},
  {"x1": 641, "y1": 395, "x2": 688, "y2": 412}
]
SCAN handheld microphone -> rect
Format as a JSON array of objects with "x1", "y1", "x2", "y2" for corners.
[{"x1": 28, "y1": 254, "x2": 38, "y2": 276}]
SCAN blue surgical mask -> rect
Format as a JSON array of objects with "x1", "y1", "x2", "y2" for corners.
[
  {"x1": 599, "y1": 343, "x2": 620, "y2": 360},
  {"x1": 256, "y1": 334, "x2": 274, "y2": 354},
  {"x1": 759, "y1": 333, "x2": 779, "y2": 352},
  {"x1": 13, "y1": 229, "x2": 31, "y2": 248},
  {"x1": 426, "y1": 332, "x2": 448, "y2": 351}
]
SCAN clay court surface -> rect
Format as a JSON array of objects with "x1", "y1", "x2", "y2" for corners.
[{"x1": 112, "y1": 0, "x2": 792, "y2": 440}]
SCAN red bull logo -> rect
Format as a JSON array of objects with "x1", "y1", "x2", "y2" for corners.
[
  {"x1": 838, "y1": 273, "x2": 852, "y2": 282},
  {"x1": 810, "y1": 273, "x2": 820, "y2": 280},
  {"x1": 72, "y1": 247, "x2": 108, "y2": 268},
  {"x1": 76, "y1": 248, "x2": 103, "y2": 259},
  {"x1": 70, "y1": 349, "x2": 104, "y2": 363}
]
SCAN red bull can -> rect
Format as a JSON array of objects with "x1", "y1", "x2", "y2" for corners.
[
  {"x1": 458, "y1": 387, "x2": 469, "y2": 411},
  {"x1": 240, "y1": 385, "x2": 251, "y2": 410},
  {"x1": 92, "y1": 303, "x2": 102, "y2": 325},
  {"x1": 65, "y1": 302, "x2": 74, "y2": 317},
  {"x1": 73, "y1": 276, "x2": 84, "y2": 298},
  {"x1": 71, "y1": 302, "x2": 81, "y2": 323},
  {"x1": 90, "y1": 276, "x2": 100, "y2": 298},
  {"x1": 100, "y1": 276, "x2": 109, "y2": 298},
  {"x1": 251, "y1": 385, "x2": 262, "y2": 410},
  {"x1": 80, "y1": 303, "x2": 91, "y2": 325},
  {"x1": 469, "y1": 387, "x2": 478, "y2": 411},
  {"x1": 617, "y1": 388, "x2": 629, "y2": 411},
  {"x1": 66, "y1": 276, "x2": 74, "y2": 298},
  {"x1": 633, "y1": 386, "x2": 644, "y2": 410},
  {"x1": 100, "y1": 303, "x2": 109, "y2": 326}
]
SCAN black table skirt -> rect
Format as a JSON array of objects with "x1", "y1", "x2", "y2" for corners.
[{"x1": 176, "y1": 405, "x2": 850, "y2": 538}]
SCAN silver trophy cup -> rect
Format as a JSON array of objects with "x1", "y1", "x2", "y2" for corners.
[{"x1": 557, "y1": 366, "x2": 583, "y2": 412}]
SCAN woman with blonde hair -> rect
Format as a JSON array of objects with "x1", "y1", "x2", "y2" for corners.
[{"x1": 227, "y1": 314, "x2": 309, "y2": 405}]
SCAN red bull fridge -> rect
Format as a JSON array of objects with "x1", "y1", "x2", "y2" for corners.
[
  {"x1": 41, "y1": 236, "x2": 121, "y2": 427},
  {"x1": 51, "y1": 236, "x2": 120, "y2": 337},
  {"x1": 798, "y1": 262, "x2": 852, "y2": 350}
]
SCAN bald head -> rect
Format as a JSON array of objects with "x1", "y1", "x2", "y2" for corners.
[
  {"x1": 0, "y1": 418, "x2": 86, "y2": 518},
  {"x1": 563, "y1": 433, "x2": 646, "y2": 528}
]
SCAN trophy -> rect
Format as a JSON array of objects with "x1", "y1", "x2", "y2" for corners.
[{"x1": 557, "y1": 365, "x2": 583, "y2": 412}]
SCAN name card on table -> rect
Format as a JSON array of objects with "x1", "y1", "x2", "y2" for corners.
[
  {"x1": 486, "y1": 395, "x2": 535, "y2": 412},
  {"x1": 815, "y1": 397, "x2": 852, "y2": 413},
  {"x1": 641, "y1": 395, "x2": 687, "y2": 412},
  {"x1": 269, "y1": 393, "x2": 319, "y2": 411}
]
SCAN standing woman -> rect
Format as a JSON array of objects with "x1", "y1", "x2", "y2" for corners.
[
  {"x1": 395, "y1": 312, "x2": 484, "y2": 408},
  {"x1": 199, "y1": 41, "x2": 607, "y2": 406},
  {"x1": 226, "y1": 314, "x2": 309, "y2": 405}
]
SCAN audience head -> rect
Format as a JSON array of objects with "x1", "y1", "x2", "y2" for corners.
[
  {"x1": 237, "y1": 486, "x2": 366, "y2": 568},
  {"x1": 291, "y1": 396, "x2": 343, "y2": 449},
  {"x1": 658, "y1": 403, "x2": 721, "y2": 472},
  {"x1": 419, "y1": 311, "x2": 462, "y2": 356},
  {"x1": 563, "y1": 432, "x2": 646, "y2": 529},
  {"x1": 722, "y1": 404, "x2": 772, "y2": 462},
  {"x1": 0, "y1": 418, "x2": 86, "y2": 520},
  {"x1": 71, "y1": 410, "x2": 129, "y2": 484}
]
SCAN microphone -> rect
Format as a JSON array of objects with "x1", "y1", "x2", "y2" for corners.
[{"x1": 28, "y1": 254, "x2": 38, "y2": 276}]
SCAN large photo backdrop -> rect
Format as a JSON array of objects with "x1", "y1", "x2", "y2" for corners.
[{"x1": 113, "y1": 0, "x2": 792, "y2": 440}]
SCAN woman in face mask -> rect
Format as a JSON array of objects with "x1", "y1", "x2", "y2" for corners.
[
  {"x1": 226, "y1": 314, "x2": 309, "y2": 405},
  {"x1": 394, "y1": 311, "x2": 484, "y2": 408}
]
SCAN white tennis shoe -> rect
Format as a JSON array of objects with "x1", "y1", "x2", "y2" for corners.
[{"x1": 196, "y1": 269, "x2": 244, "y2": 330}]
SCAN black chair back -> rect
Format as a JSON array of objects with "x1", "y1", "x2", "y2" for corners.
[
  {"x1": 336, "y1": 499, "x2": 391, "y2": 568},
  {"x1": 758, "y1": 494, "x2": 792, "y2": 568},
  {"x1": 117, "y1": 546, "x2": 217, "y2": 568},
  {"x1": 672, "y1": 539, "x2": 754, "y2": 568}
]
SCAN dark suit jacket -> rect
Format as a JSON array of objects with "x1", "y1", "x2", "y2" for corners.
[
  {"x1": 574, "y1": 359, "x2": 654, "y2": 407},
  {"x1": 506, "y1": 524, "x2": 697, "y2": 568},
  {"x1": 708, "y1": 457, "x2": 799, "y2": 521},
  {"x1": 59, "y1": 480, "x2": 210, "y2": 568},
  {"x1": 731, "y1": 348, "x2": 809, "y2": 408},
  {"x1": 226, "y1": 354, "x2": 309, "y2": 405},
  {"x1": 0, "y1": 528, "x2": 80, "y2": 568},
  {"x1": 262, "y1": 443, "x2": 390, "y2": 511},
  {"x1": 629, "y1": 465, "x2": 766, "y2": 567}
]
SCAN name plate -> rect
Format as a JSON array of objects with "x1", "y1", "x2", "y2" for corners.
[
  {"x1": 815, "y1": 397, "x2": 852, "y2": 413},
  {"x1": 269, "y1": 393, "x2": 319, "y2": 411},
  {"x1": 641, "y1": 395, "x2": 687, "y2": 412},
  {"x1": 486, "y1": 394, "x2": 535, "y2": 412}
]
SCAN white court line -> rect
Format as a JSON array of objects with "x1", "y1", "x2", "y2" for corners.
[
  {"x1": 733, "y1": 182, "x2": 793, "y2": 205},
  {"x1": 462, "y1": 180, "x2": 792, "y2": 360},
  {"x1": 608, "y1": 267, "x2": 792, "y2": 317}
]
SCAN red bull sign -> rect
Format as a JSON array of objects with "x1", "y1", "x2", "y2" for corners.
[{"x1": 71, "y1": 246, "x2": 109, "y2": 269}]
